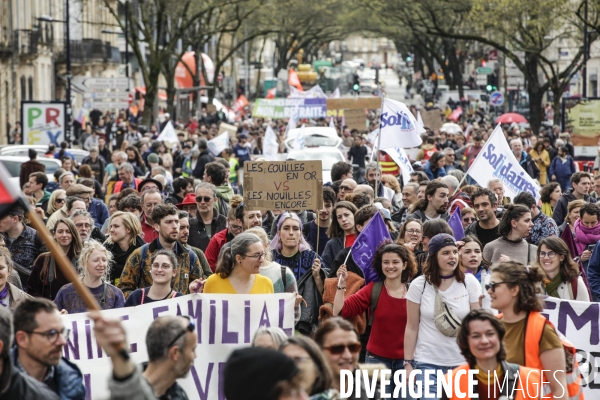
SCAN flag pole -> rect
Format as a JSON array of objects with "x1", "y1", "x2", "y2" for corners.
[
  {"x1": 315, "y1": 219, "x2": 320, "y2": 254},
  {"x1": 375, "y1": 94, "x2": 384, "y2": 197},
  {"x1": 25, "y1": 207, "x2": 130, "y2": 360}
]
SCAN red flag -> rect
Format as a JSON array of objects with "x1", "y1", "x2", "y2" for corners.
[
  {"x1": 233, "y1": 95, "x2": 249, "y2": 113},
  {"x1": 266, "y1": 88, "x2": 277, "y2": 99},
  {"x1": 288, "y1": 69, "x2": 303, "y2": 91},
  {"x1": 0, "y1": 160, "x2": 28, "y2": 217},
  {"x1": 447, "y1": 106, "x2": 463, "y2": 122}
]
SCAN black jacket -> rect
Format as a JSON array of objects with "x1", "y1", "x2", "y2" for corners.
[
  {"x1": 0, "y1": 355, "x2": 60, "y2": 399},
  {"x1": 187, "y1": 208, "x2": 227, "y2": 252},
  {"x1": 296, "y1": 267, "x2": 328, "y2": 336},
  {"x1": 407, "y1": 209, "x2": 450, "y2": 222},
  {"x1": 192, "y1": 149, "x2": 215, "y2": 179},
  {"x1": 321, "y1": 236, "x2": 345, "y2": 270},
  {"x1": 552, "y1": 189, "x2": 597, "y2": 225}
]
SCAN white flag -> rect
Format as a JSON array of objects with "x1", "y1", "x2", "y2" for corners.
[
  {"x1": 285, "y1": 104, "x2": 299, "y2": 138},
  {"x1": 156, "y1": 121, "x2": 178, "y2": 144},
  {"x1": 293, "y1": 124, "x2": 306, "y2": 150},
  {"x1": 289, "y1": 85, "x2": 326, "y2": 99},
  {"x1": 263, "y1": 125, "x2": 280, "y2": 160},
  {"x1": 207, "y1": 131, "x2": 229, "y2": 156},
  {"x1": 384, "y1": 147, "x2": 414, "y2": 186},
  {"x1": 329, "y1": 117, "x2": 335, "y2": 128},
  {"x1": 379, "y1": 98, "x2": 424, "y2": 149},
  {"x1": 330, "y1": 87, "x2": 340, "y2": 98},
  {"x1": 417, "y1": 111, "x2": 424, "y2": 128},
  {"x1": 466, "y1": 124, "x2": 540, "y2": 200}
]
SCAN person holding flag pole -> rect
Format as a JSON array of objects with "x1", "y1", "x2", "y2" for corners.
[{"x1": 0, "y1": 162, "x2": 131, "y2": 362}]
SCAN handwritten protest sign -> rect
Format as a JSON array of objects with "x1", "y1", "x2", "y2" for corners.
[
  {"x1": 344, "y1": 109, "x2": 366, "y2": 131},
  {"x1": 421, "y1": 109, "x2": 443, "y2": 131},
  {"x1": 61, "y1": 293, "x2": 295, "y2": 400},
  {"x1": 243, "y1": 160, "x2": 323, "y2": 211},
  {"x1": 543, "y1": 297, "x2": 600, "y2": 398},
  {"x1": 218, "y1": 122, "x2": 238, "y2": 136}
]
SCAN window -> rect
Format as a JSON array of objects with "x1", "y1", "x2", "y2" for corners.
[
  {"x1": 28, "y1": 76, "x2": 33, "y2": 100},
  {"x1": 20, "y1": 76, "x2": 26, "y2": 100}
]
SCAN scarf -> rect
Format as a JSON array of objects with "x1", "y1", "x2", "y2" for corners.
[
  {"x1": 573, "y1": 218, "x2": 600, "y2": 255},
  {"x1": 541, "y1": 202, "x2": 553, "y2": 218},
  {"x1": 0, "y1": 284, "x2": 8, "y2": 307},
  {"x1": 544, "y1": 273, "x2": 563, "y2": 298}
]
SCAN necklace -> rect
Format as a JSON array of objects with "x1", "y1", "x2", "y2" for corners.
[
  {"x1": 440, "y1": 273, "x2": 454, "y2": 279},
  {"x1": 384, "y1": 281, "x2": 406, "y2": 298}
]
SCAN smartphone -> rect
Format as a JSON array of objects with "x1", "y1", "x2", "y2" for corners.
[{"x1": 587, "y1": 244, "x2": 596, "y2": 253}]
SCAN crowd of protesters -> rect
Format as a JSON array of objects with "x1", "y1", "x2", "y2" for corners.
[{"x1": 0, "y1": 103, "x2": 593, "y2": 400}]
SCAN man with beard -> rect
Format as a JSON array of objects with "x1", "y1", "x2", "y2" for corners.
[
  {"x1": 407, "y1": 181, "x2": 450, "y2": 222},
  {"x1": 302, "y1": 187, "x2": 335, "y2": 256},
  {"x1": 12, "y1": 298, "x2": 85, "y2": 399},
  {"x1": 187, "y1": 182, "x2": 227, "y2": 252},
  {"x1": 90, "y1": 312, "x2": 196, "y2": 399},
  {"x1": 178, "y1": 211, "x2": 212, "y2": 279},
  {"x1": 392, "y1": 182, "x2": 419, "y2": 225},
  {"x1": 118, "y1": 203, "x2": 205, "y2": 298},
  {"x1": 364, "y1": 162, "x2": 395, "y2": 201},
  {"x1": 464, "y1": 188, "x2": 501, "y2": 248}
]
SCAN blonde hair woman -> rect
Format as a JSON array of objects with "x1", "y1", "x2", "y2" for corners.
[
  {"x1": 103, "y1": 211, "x2": 145, "y2": 284},
  {"x1": 380, "y1": 174, "x2": 402, "y2": 204},
  {"x1": 46, "y1": 189, "x2": 66, "y2": 216},
  {"x1": 0, "y1": 247, "x2": 31, "y2": 309},
  {"x1": 54, "y1": 241, "x2": 125, "y2": 313}
]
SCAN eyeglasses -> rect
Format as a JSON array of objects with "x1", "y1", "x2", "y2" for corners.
[
  {"x1": 406, "y1": 229, "x2": 422, "y2": 235},
  {"x1": 56, "y1": 198, "x2": 66, "y2": 204},
  {"x1": 151, "y1": 263, "x2": 173, "y2": 270},
  {"x1": 244, "y1": 252, "x2": 267, "y2": 260},
  {"x1": 196, "y1": 196, "x2": 213, "y2": 203},
  {"x1": 167, "y1": 316, "x2": 196, "y2": 348},
  {"x1": 447, "y1": 154, "x2": 456, "y2": 157},
  {"x1": 75, "y1": 223, "x2": 92, "y2": 229},
  {"x1": 539, "y1": 251, "x2": 557, "y2": 259},
  {"x1": 485, "y1": 281, "x2": 507, "y2": 292},
  {"x1": 229, "y1": 223, "x2": 243, "y2": 232},
  {"x1": 462, "y1": 217, "x2": 477, "y2": 223},
  {"x1": 23, "y1": 328, "x2": 70, "y2": 344},
  {"x1": 79, "y1": 196, "x2": 92, "y2": 202},
  {"x1": 340, "y1": 185, "x2": 353, "y2": 192},
  {"x1": 322, "y1": 342, "x2": 361, "y2": 355}
]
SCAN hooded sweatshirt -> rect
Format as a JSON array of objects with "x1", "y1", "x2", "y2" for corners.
[{"x1": 215, "y1": 184, "x2": 234, "y2": 216}]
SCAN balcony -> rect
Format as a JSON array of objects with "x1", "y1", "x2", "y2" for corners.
[
  {"x1": 54, "y1": 39, "x2": 121, "y2": 64},
  {"x1": 12, "y1": 30, "x2": 41, "y2": 56}
]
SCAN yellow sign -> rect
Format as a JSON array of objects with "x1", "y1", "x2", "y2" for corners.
[{"x1": 566, "y1": 100, "x2": 600, "y2": 146}]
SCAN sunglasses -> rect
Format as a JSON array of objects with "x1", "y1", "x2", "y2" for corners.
[
  {"x1": 485, "y1": 281, "x2": 507, "y2": 292},
  {"x1": 56, "y1": 198, "x2": 66, "y2": 203},
  {"x1": 196, "y1": 196, "x2": 213, "y2": 203},
  {"x1": 167, "y1": 316, "x2": 196, "y2": 348},
  {"x1": 322, "y1": 342, "x2": 361, "y2": 355},
  {"x1": 462, "y1": 217, "x2": 477, "y2": 223},
  {"x1": 340, "y1": 185, "x2": 353, "y2": 191}
]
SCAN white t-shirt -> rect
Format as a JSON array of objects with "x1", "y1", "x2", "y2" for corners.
[{"x1": 406, "y1": 274, "x2": 481, "y2": 366}]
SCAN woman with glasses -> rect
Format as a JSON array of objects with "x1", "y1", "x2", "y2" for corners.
[
  {"x1": 536, "y1": 237, "x2": 590, "y2": 301},
  {"x1": 314, "y1": 317, "x2": 363, "y2": 398},
  {"x1": 404, "y1": 233, "x2": 481, "y2": 400},
  {"x1": 333, "y1": 242, "x2": 416, "y2": 399},
  {"x1": 442, "y1": 309, "x2": 542, "y2": 400},
  {"x1": 487, "y1": 261, "x2": 570, "y2": 399},
  {"x1": 46, "y1": 189, "x2": 66, "y2": 217},
  {"x1": 202, "y1": 232, "x2": 274, "y2": 294},
  {"x1": 54, "y1": 240, "x2": 125, "y2": 313},
  {"x1": 483, "y1": 204, "x2": 536, "y2": 266},
  {"x1": 396, "y1": 218, "x2": 423, "y2": 253},
  {"x1": 0, "y1": 247, "x2": 30, "y2": 309},
  {"x1": 280, "y1": 336, "x2": 335, "y2": 399},
  {"x1": 322, "y1": 201, "x2": 358, "y2": 271},
  {"x1": 460, "y1": 207, "x2": 477, "y2": 230},
  {"x1": 271, "y1": 212, "x2": 325, "y2": 334},
  {"x1": 125, "y1": 249, "x2": 183, "y2": 306},
  {"x1": 27, "y1": 218, "x2": 83, "y2": 300}
]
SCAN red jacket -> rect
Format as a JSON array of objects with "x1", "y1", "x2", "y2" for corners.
[
  {"x1": 205, "y1": 228, "x2": 233, "y2": 272},
  {"x1": 140, "y1": 214, "x2": 159, "y2": 243}
]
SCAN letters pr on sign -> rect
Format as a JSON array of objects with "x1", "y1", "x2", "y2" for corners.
[{"x1": 244, "y1": 160, "x2": 323, "y2": 211}]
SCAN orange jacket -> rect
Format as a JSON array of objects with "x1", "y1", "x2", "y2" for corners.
[
  {"x1": 113, "y1": 178, "x2": 143, "y2": 193},
  {"x1": 448, "y1": 363, "x2": 541, "y2": 400}
]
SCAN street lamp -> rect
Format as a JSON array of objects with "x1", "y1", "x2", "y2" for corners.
[{"x1": 37, "y1": 1, "x2": 72, "y2": 143}]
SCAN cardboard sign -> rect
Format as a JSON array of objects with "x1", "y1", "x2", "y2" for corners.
[
  {"x1": 421, "y1": 109, "x2": 443, "y2": 131},
  {"x1": 244, "y1": 160, "x2": 323, "y2": 211},
  {"x1": 326, "y1": 97, "x2": 382, "y2": 110},
  {"x1": 218, "y1": 122, "x2": 238, "y2": 136},
  {"x1": 344, "y1": 109, "x2": 366, "y2": 131},
  {"x1": 207, "y1": 103, "x2": 217, "y2": 113}
]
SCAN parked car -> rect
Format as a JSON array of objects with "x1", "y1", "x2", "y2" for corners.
[
  {"x1": 286, "y1": 147, "x2": 345, "y2": 184},
  {"x1": 0, "y1": 155, "x2": 62, "y2": 191},
  {"x1": 284, "y1": 127, "x2": 342, "y2": 152},
  {"x1": 0, "y1": 145, "x2": 89, "y2": 165}
]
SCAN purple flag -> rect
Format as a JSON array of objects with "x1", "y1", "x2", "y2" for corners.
[
  {"x1": 351, "y1": 212, "x2": 391, "y2": 284},
  {"x1": 448, "y1": 209, "x2": 465, "y2": 241}
]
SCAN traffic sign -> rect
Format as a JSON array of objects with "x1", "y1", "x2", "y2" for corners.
[
  {"x1": 84, "y1": 101, "x2": 130, "y2": 110},
  {"x1": 476, "y1": 67, "x2": 493, "y2": 75},
  {"x1": 83, "y1": 91, "x2": 130, "y2": 100},
  {"x1": 76, "y1": 77, "x2": 129, "y2": 90},
  {"x1": 489, "y1": 91, "x2": 504, "y2": 106}
]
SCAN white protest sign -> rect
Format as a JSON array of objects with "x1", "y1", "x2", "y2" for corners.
[
  {"x1": 384, "y1": 147, "x2": 414, "y2": 185},
  {"x1": 61, "y1": 293, "x2": 295, "y2": 400},
  {"x1": 207, "y1": 131, "x2": 229, "y2": 156},
  {"x1": 263, "y1": 125, "x2": 280, "y2": 160},
  {"x1": 379, "y1": 98, "x2": 424, "y2": 149},
  {"x1": 156, "y1": 121, "x2": 179, "y2": 143},
  {"x1": 542, "y1": 297, "x2": 600, "y2": 399},
  {"x1": 466, "y1": 124, "x2": 540, "y2": 200}
]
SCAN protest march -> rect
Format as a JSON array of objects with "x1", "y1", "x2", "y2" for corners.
[{"x1": 1, "y1": 92, "x2": 600, "y2": 400}]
